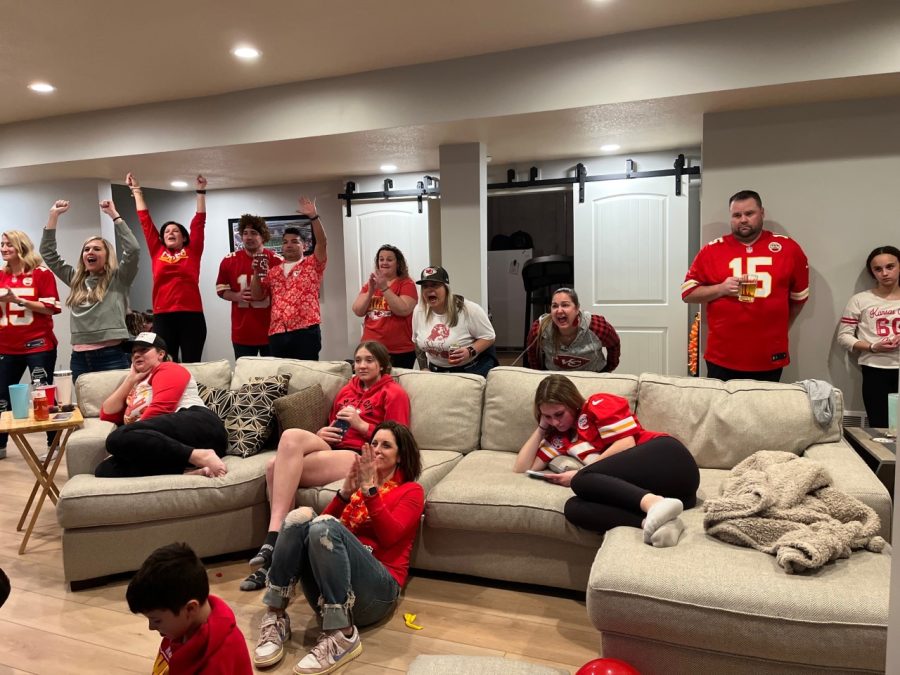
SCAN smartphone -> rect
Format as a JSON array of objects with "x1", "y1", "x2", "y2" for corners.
[
  {"x1": 333, "y1": 419, "x2": 351, "y2": 436},
  {"x1": 52, "y1": 412, "x2": 73, "y2": 421},
  {"x1": 526, "y1": 470, "x2": 551, "y2": 480}
]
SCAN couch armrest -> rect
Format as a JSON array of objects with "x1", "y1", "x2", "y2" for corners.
[
  {"x1": 65, "y1": 419, "x2": 117, "y2": 477},
  {"x1": 803, "y1": 440, "x2": 892, "y2": 541}
]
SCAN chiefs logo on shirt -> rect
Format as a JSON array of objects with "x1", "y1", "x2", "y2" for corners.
[
  {"x1": 577, "y1": 413, "x2": 590, "y2": 430},
  {"x1": 553, "y1": 354, "x2": 591, "y2": 369}
]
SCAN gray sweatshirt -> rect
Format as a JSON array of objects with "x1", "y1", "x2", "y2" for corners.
[{"x1": 40, "y1": 217, "x2": 140, "y2": 345}]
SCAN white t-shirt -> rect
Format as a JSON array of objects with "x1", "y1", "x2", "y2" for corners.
[
  {"x1": 837, "y1": 290, "x2": 900, "y2": 369},
  {"x1": 412, "y1": 298, "x2": 495, "y2": 368}
]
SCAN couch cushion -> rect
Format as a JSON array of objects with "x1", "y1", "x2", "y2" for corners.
[
  {"x1": 395, "y1": 371, "x2": 485, "y2": 454},
  {"x1": 65, "y1": 418, "x2": 118, "y2": 477},
  {"x1": 57, "y1": 452, "x2": 271, "y2": 528},
  {"x1": 296, "y1": 449, "x2": 463, "y2": 512},
  {"x1": 274, "y1": 384, "x2": 329, "y2": 434},
  {"x1": 423, "y1": 450, "x2": 603, "y2": 547},
  {"x1": 587, "y1": 509, "x2": 889, "y2": 672},
  {"x1": 635, "y1": 374, "x2": 843, "y2": 469},
  {"x1": 184, "y1": 359, "x2": 232, "y2": 389},
  {"x1": 480, "y1": 367, "x2": 640, "y2": 453},
  {"x1": 231, "y1": 357, "x2": 350, "y2": 398}
]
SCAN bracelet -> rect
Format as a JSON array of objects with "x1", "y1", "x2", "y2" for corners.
[
  {"x1": 870, "y1": 343, "x2": 877, "y2": 353},
  {"x1": 112, "y1": 216, "x2": 122, "y2": 221},
  {"x1": 308, "y1": 215, "x2": 320, "y2": 221},
  {"x1": 337, "y1": 490, "x2": 351, "y2": 503},
  {"x1": 539, "y1": 425, "x2": 549, "y2": 432},
  {"x1": 196, "y1": 189, "x2": 207, "y2": 194},
  {"x1": 130, "y1": 188, "x2": 142, "y2": 193}
]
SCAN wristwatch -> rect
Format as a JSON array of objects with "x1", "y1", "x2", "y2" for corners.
[
  {"x1": 363, "y1": 485, "x2": 378, "y2": 497},
  {"x1": 467, "y1": 345, "x2": 477, "y2": 358}
]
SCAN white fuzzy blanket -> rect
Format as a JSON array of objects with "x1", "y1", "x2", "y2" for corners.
[{"x1": 703, "y1": 451, "x2": 886, "y2": 573}]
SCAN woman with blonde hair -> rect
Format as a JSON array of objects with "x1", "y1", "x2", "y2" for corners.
[
  {"x1": 411, "y1": 265, "x2": 498, "y2": 376},
  {"x1": 0, "y1": 229, "x2": 61, "y2": 457},
  {"x1": 40, "y1": 199, "x2": 140, "y2": 381}
]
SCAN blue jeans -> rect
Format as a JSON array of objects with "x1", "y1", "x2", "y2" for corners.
[
  {"x1": 0, "y1": 349, "x2": 57, "y2": 447},
  {"x1": 263, "y1": 509, "x2": 400, "y2": 630},
  {"x1": 71, "y1": 345, "x2": 130, "y2": 382}
]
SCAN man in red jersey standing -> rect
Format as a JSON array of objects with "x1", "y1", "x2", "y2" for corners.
[{"x1": 681, "y1": 190, "x2": 809, "y2": 382}]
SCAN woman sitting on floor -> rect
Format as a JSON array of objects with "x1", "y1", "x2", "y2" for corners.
[
  {"x1": 252, "y1": 421, "x2": 424, "y2": 672},
  {"x1": 94, "y1": 332, "x2": 227, "y2": 478},
  {"x1": 514, "y1": 374, "x2": 699, "y2": 546}
]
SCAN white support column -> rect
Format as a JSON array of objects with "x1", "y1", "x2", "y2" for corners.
[{"x1": 438, "y1": 143, "x2": 487, "y2": 306}]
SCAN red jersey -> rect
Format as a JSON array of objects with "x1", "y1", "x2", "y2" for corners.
[
  {"x1": 681, "y1": 230, "x2": 809, "y2": 371},
  {"x1": 261, "y1": 255, "x2": 326, "y2": 335},
  {"x1": 360, "y1": 277, "x2": 417, "y2": 353},
  {"x1": 216, "y1": 249, "x2": 283, "y2": 346},
  {"x1": 538, "y1": 393, "x2": 663, "y2": 464},
  {"x1": 0, "y1": 265, "x2": 60, "y2": 354},
  {"x1": 138, "y1": 209, "x2": 205, "y2": 313}
]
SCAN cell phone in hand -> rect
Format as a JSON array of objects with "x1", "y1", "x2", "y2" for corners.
[
  {"x1": 333, "y1": 419, "x2": 351, "y2": 437},
  {"x1": 526, "y1": 470, "x2": 551, "y2": 480}
]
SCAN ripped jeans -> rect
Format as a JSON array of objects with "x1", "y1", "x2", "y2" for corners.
[{"x1": 262, "y1": 508, "x2": 401, "y2": 630}]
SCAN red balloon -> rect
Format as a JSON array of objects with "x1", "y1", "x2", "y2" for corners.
[{"x1": 575, "y1": 658, "x2": 640, "y2": 675}]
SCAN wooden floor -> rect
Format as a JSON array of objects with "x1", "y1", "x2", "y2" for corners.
[{"x1": 0, "y1": 434, "x2": 599, "y2": 674}]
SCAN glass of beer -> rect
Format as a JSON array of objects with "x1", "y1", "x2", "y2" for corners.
[{"x1": 738, "y1": 274, "x2": 758, "y2": 303}]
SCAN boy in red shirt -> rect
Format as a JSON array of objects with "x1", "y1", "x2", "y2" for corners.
[{"x1": 127, "y1": 543, "x2": 251, "y2": 675}]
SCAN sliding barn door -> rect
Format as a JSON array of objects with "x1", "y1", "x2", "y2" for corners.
[{"x1": 572, "y1": 177, "x2": 689, "y2": 376}]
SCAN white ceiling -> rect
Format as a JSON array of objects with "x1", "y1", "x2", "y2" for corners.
[{"x1": 0, "y1": 0, "x2": 873, "y2": 188}]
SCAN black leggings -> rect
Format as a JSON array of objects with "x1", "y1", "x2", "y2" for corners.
[
  {"x1": 153, "y1": 311, "x2": 207, "y2": 363},
  {"x1": 95, "y1": 406, "x2": 227, "y2": 478},
  {"x1": 861, "y1": 365, "x2": 899, "y2": 428},
  {"x1": 564, "y1": 436, "x2": 700, "y2": 534}
]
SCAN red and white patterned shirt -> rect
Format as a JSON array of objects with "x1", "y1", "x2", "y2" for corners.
[
  {"x1": 681, "y1": 230, "x2": 809, "y2": 371},
  {"x1": 260, "y1": 255, "x2": 327, "y2": 335}
]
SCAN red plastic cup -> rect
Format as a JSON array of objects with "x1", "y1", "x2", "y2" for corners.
[{"x1": 36, "y1": 384, "x2": 56, "y2": 407}]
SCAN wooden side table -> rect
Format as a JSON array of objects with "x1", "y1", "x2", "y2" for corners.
[
  {"x1": 0, "y1": 408, "x2": 83, "y2": 553},
  {"x1": 843, "y1": 426, "x2": 896, "y2": 496}
]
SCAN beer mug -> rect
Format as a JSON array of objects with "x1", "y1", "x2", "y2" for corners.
[{"x1": 738, "y1": 274, "x2": 758, "y2": 303}]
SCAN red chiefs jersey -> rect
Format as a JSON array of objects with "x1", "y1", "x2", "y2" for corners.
[
  {"x1": 537, "y1": 393, "x2": 663, "y2": 463},
  {"x1": 0, "y1": 266, "x2": 60, "y2": 354},
  {"x1": 682, "y1": 230, "x2": 809, "y2": 371},
  {"x1": 216, "y1": 249, "x2": 283, "y2": 345}
]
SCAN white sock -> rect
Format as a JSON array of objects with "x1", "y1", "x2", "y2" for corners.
[
  {"x1": 650, "y1": 518, "x2": 685, "y2": 548},
  {"x1": 643, "y1": 498, "x2": 684, "y2": 539}
]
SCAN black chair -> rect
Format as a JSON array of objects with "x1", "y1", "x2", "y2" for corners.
[{"x1": 521, "y1": 255, "x2": 574, "y2": 354}]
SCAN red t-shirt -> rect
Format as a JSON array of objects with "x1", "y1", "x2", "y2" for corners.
[
  {"x1": 138, "y1": 209, "x2": 205, "y2": 314},
  {"x1": 360, "y1": 277, "x2": 417, "y2": 353},
  {"x1": 216, "y1": 249, "x2": 283, "y2": 346},
  {"x1": 681, "y1": 230, "x2": 809, "y2": 371},
  {"x1": 261, "y1": 255, "x2": 326, "y2": 335},
  {"x1": 0, "y1": 265, "x2": 60, "y2": 354},
  {"x1": 538, "y1": 393, "x2": 663, "y2": 464}
]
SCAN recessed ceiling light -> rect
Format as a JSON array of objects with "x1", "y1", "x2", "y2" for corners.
[
  {"x1": 170, "y1": 181, "x2": 188, "y2": 188},
  {"x1": 600, "y1": 144, "x2": 621, "y2": 153},
  {"x1": 232, "y1": 46, "x2": 261, "y2": 60},
  {"x1": 380, "y1": 164, "x2": 397, "y2": 172},
  {"x1": 28, "y1": 82, "x2": 56, "y2": 94}
]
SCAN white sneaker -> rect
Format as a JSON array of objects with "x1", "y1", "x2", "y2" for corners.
[
  {"x1": 254, "y1": 611, "x2": 291, "y2": 668},
  {"x1": 293, "y1": 626, "x2": 362, "y2": 674}
]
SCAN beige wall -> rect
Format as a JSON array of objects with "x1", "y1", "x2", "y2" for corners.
[{"x1": 701, "y1": 96, "x2": 900, "y2": 411}]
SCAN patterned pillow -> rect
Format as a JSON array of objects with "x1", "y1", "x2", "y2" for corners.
[
  {"x1": 274, "y1": 384, "x2": 329, "y2": 435},
  {"x1": 198, "y1": 374, "x2": 291, "y2": 457}
]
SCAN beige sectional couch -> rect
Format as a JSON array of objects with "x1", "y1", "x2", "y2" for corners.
[{"x1": 57, "y1": 359, "x2": 892, "y2": 673}]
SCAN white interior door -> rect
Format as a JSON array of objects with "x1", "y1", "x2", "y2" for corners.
[
  {"x1": 342, "y1": 200, "x2": 431, "y2": 349},
  {"x1": 573, "y1": 177, "x2": 689, "y2": 376}
]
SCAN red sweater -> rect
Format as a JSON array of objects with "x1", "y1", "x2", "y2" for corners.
[
  {"x1": 330, "y1": 374, "x2": 410, "y2": 449},
  {"x1": 138, "y1": 209, "x2": 205, "y2": 314},
  {"x1": 153, "y1": 595, "x2": 252, "y2": 675},
  {"x1": 323, "y1": 480, "x2": 425, "y2": 587}
]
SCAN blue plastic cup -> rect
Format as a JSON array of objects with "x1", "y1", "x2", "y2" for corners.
[
  {"x1": 888, "y1": 393, "x2": 898, "y2": 433},
  {"x1": 9, "y1": 383, "x2": 31, "y2": 419}
]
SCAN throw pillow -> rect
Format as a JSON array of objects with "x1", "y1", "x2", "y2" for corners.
[
  {"x1": 274, "y1": 384, "x2": 329, "y2": 435},
  {"x1": 198, "y1": 374, "x2": 291, "y2": 458}
]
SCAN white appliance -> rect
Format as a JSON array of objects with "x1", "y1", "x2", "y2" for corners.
[{"x1": 487, "y1": 249, "x2": 532, "y2": 349}]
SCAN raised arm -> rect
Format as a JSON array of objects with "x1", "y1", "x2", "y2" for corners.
[
  {"x1": 125, "y1": 173, "x2": 148, "y2": 211},
  {"x1": 195, "y1": 174, "x2": 207, "y2": 214},
  {"x1": 39, "y1": 200, "x2": 76, "y2": 286},
  {"x1": 101, "y1": 200, "x2": 141, "y2": 286},
  {"x1": 297, "y1": 197, "x2": 327, "y2": 262}
]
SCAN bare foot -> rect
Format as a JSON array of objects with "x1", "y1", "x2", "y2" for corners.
[
  {"x1": 184, "y1": 466, "x2": 212, "y2": 477},
  {"x1": 189, "y1": 449, "x2": 228, "y2": 477}
]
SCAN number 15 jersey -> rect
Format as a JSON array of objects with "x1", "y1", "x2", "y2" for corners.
[{"x1": 681, "y1": 230, "x2": 809, "y2": 372}]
